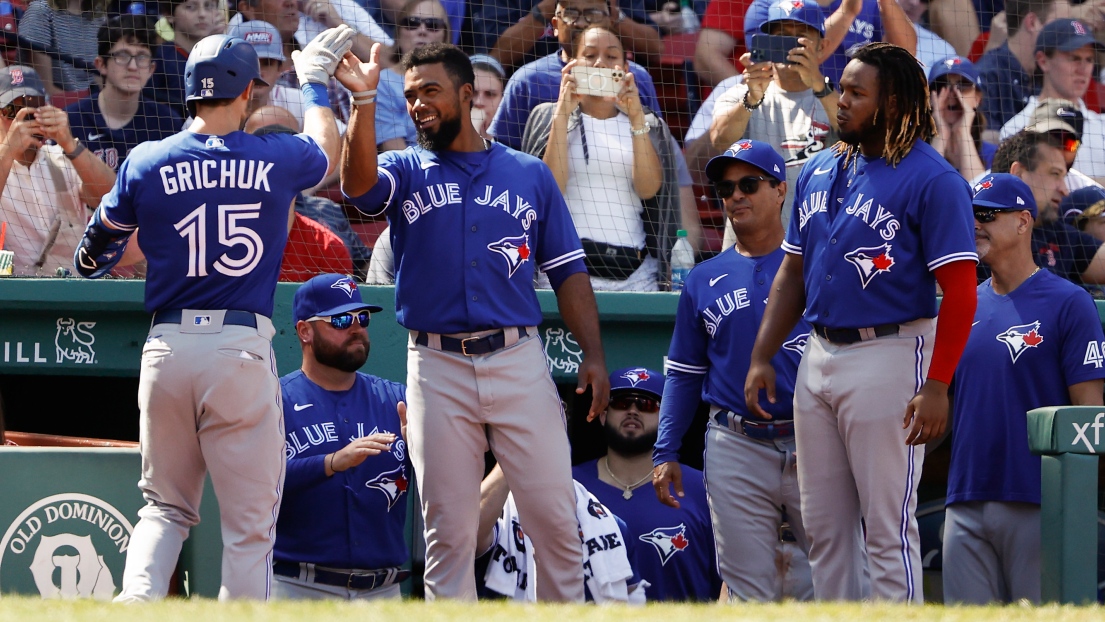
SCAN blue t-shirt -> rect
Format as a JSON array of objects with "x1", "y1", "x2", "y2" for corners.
[
  {"x1": 276, "y1": 370, "x2": 410, "y2": 570},
  {"x1": 976, "y1": 42, "x2": 1037, "y2": 131},
  {"x1": 782, "y1": 141, "x2": 978, "y2": 328},
  {"x1": 947, "y1": 271, "x2": 1105, "y2": 506},
  {"x1": 345, "y1": 143, "x2": 586, "y2": 333},
  {"x1": 144, "y1": 43, "x2": 189, "y2": 120},
  {"x1": 65, "y1": 96, "x2": 181, "y2": 171},
  {"x1": 101, "y1": 131, "x2": 328, "y2": 315},
  {"x1": 656, "y1": 247, "x2": 811, "y2": 463},
  {"x1": 488, "y1": 52, "x2": 661, "y2": 151},
  {"x1": 374, "y1": 68, "x2": 416, "y2": 147},
  {"x1": 573, "y1": 459, "x2": 720, "y2": 601}
]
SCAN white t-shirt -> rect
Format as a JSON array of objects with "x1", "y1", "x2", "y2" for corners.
[
  {"x1": 684, "y1": 74, "x2": 743, "y2": 145},
  {"x1": 1000, "y1": 97, "x2": 1105, "y2": 179},
  {"x1": 0, "y1": 145, "x2": 85, "y2": 276}
]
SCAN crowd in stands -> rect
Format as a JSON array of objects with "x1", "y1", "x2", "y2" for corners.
[{"x1": 0, "y1": 0, "x2": 1101, "y2": 293}]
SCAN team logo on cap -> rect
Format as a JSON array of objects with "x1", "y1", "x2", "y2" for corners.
[
  {"x1": 782, "y1": 333, "x2": 808, "y2": 354},
  {"x1": 944, "y1": 57, "x2": 962, "y2": 67},
  {"x1": 330, "y1": 276, "x2": 357, "y2": 297},
  {"x1": 639, "y1": 524, "x2": 689, "y2": 566},
  {"x1": 244, "y1": 31, "x2": 273, "y2": 44},
  {"x1": 365, "y1": 465, "x2": 409, "y2": 511},
  {"x1": 620, "y1": 368, "x2": 651, "y2": 386},
  {"x1": 997, "y1": 321, "x2": 1044, "y2": 363},
  {"x1": 9, "y1": 68, "x2": 22, "y2": 85},
  {"x1": 1073, "y1": 20, "x2": 1088, "y2": 35},
  {"x1": 487, "y1": 234, "x2": 531, "y2": 278},
  {"x1": 777, "y1": 0, "x2": 804, "y2": 14},
  {"x1": 845, "y1": 243, "x2": 895, "y2": 288},
  {"x1": 734, "y1": 140, "x2": 754, "y2": 152},
  {"x1": 973, "y1": 178, "x2": 994, "y2": 193}
]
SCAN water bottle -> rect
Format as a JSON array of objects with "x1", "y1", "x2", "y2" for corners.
[
  {"x1": 671, "y1": 229, "x2": 694, "y2": 291},
  {"x1": 679, "y1": 0, "x2": 700, "y2": 34}
]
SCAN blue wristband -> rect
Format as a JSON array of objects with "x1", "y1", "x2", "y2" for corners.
[{"x1": 301, "y1": 82, "x2": 330, "y2": 111}]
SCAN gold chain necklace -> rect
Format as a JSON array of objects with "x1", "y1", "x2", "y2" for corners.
[{"x1": 603, "y1": 456, "x2": 653, "y2": 500}]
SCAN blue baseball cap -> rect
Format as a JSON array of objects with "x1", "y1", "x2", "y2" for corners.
[
  {"x1": 1035, "y1": 18, "x2": 1104, "y2": 54},
  {"x1": 760, "y1": 0, "x2": 825, "y2": 36},
  {"x1": 705, "y1": 139, "x2": 786, "y2": 183},
  {"x1": 609, "y1": 366, "x2": 664, "y2": 399},
  {"x1": 928, "y1": 55, "x2": 981, "y2": 87},
  {"x1": 972, "y1": 173, "x2": 1038, "y2": 218},
  {"x1": 1062, "y1": 185, "x2": 1105, "y2": 223},
  {"x1": 293, "y1": 274, "x2": 382, "y2": 324}
]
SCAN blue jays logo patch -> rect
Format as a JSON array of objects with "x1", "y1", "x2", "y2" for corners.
[
  {"x1": 996, "y1": 321, "x2": 1044, "y2": 363},
  {"x1": 487, "y1": 234, "x2": 532, "y2": 278},
  {"x1": 782, "y1": 333, "x2": 808, "y2": 354},
  {"x1": 586, "y1": 498, "x2": 609, "y2": 519},
  {"x1": 778, "y1": 0, "x2": 804, "y2": 14},
  {"x1": 365, "y1": 465, "x2": 409, "y2": 511},
  {"x1": 330, "y1": 276, "x2": 358, "y2": 297},
  {"x1": 845, "y1": 243, "x2": 895, "y2": 289},
  {"x1": 639, "y1": 524, "x2": 689, "y2": 566},
  {"x1": 620, "y1": 368, "x2": 651, "y2": 386}
]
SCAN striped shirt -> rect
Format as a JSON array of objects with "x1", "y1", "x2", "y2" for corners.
[{"x1": 18, "y1": 1, "x2": 103, "y2": 91}]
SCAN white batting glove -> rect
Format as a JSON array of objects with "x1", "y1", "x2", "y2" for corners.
[{"x1": 292, "y1": 24, "x2": 356, "y2": 86}]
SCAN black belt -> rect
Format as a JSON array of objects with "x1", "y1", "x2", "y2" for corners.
[
  {"x1": 811, "y1": 323, "x2": 899, "y2": 345},
  {"x1": 152, "y1": 309, "x2": 259, "y2": 329},
  {"x1": 272, "y1": 561, "x2": 410, "y2": 591},
  {"x1": 714, "y1": 410, "x2": 794, "y2": 440},
  {"x1": 415, "y1": 327, "x2": 529, "y2": 356}
]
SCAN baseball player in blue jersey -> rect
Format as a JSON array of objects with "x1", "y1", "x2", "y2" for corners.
[
  {"x1": 273, "y1": 273, "x2": 410, "y2": 600},
  {"x1": 943, "y1": 175, "x2": 1105, "y2": 604},
  {"x1": 654, "y1": 140, "x2": 813, "y2": 602},
  {"x1": 339, "y1": 42, "x2": 608, "y2": 602},
  {"x1": 573, "y1": 367, "x2": 719, "y2": 602},
  {"x1": 74, "y1": 27, "x2": 358, "y2": 601},
  {"x1": 745, "y1": 43, "x2": 979, "y2": 602}
]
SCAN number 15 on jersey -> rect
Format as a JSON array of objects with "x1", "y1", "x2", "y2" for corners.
[{"x1": 174, "y1": 202, "x2": 265, "y2": 278}]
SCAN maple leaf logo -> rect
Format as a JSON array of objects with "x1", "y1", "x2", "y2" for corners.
[
  {"x1": 671, "y1": 533, "x2": 689, "y2": 550},
  {"x1": 872, "y1": 252, "x2": 893, "y2": 271},
  {"x1": 518, "y1": 243, "x2": 530, "y2": 260},
  {"x1": 1023, "y1": 330, "x2": 1043, "y2": 347}
]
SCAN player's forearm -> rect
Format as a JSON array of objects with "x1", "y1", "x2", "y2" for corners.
[
  {"x1": 303, "y1": 105, "x2": 342, "y2": 177},
  {"x1": 543, "y1": 117, "x2": 571, "y2": 193},
  {"x1": 750, "y1": 253, "x2": 806, "y2": 364},
  {"x1": 654, "y1": 370, "x2": 705, "y2": 465},
  {"x1": 489, "y1": 16, "x2": 546, "y2": 71},
  {"x1": 341, "y1": 104, "x2": 379, "y2": 198},
  {"x1": 477, "y1": 464, "x2": 510, "y2": 553},
  {"x1": 630, "y1": 130, "x2": 662, "y2": 199},
  {"x1": 614, "y1": 19, "x2": 662, "y2": 66},
  {"x1": 709, "y1": 104, "x2": 751, "y2": 153},
  {"x1": 1070, "y1": 379, "x2": 1105, "y2": 406},
  {"x1": 877, "y1": 0, "x2": 917, "y2": 55},
  {"x1": 555, "y1": 272, "x2": 607, "y2": 364},
  {"x1": 285, "y1": 455, "x2": 330, "y2": 493},
  {"x1": 928, "y1": 259, "x2": 977, "y2": 384}
]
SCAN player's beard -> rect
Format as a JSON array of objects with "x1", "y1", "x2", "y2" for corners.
[
  {"x1": 416, "y1": 110, "x2": 463, "y2": 151},
  {"x1": 603, "y1": 417, "x2": 658, "y2": 458},
  {"x1": 839, "y1": 112, "x2": 884, "y2": 148},
  {"x1": 312, "y1": 332, "x2": 370, "y2": 373}
]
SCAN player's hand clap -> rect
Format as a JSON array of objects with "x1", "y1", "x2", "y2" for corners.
[
  {"x1": 335, "y1": 41, "x2": 383, "y2": 94},
  {"x1": 653, "y1": 461, "x2": 684, "y2": 509},
  {"x1": 579, "y1": 355, "x2": 610, "y2": 422},
  {"x1": 326, "y1": 431, "x2": 397, "y2": 476},
  {"x1": 787, "y1": 38, "x2": 824, "y2": 92},
  {"x1": 738, "y1": 52, "x2": 773, "y2": 108},
  {"x1": 2, "y1": 106, "x2": 43, "y2": 152},
  {"x1": 293, "y1": 24, "x2": 356, "y2": 86},
  {"x1": 903, "y1": 378, "x2": 950, "y2": 445},
  {"x1": 743, "y1": 359, "x2": 777, "y2": 420},
  {"x1": 35, "y1": 104, "x2": 77, "y2": 153},
  {"x1": 554, "y1": 59, "x2": 580, "y2": 118}
]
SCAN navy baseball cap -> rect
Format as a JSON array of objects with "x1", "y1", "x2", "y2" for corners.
[
  {"x1": 1035, "y1": 19, "x2": 1103, "y2": 54},
  {"x1": 706, "y1": 139, "x2": 786, "y2": 183},
  {"x1": 927, "y1": 55, "x2": 981, "y2": 87},
  {"x1": 609, "y1": 366, "x2": 664, "y2": 399},
  {"x1": 0, "y1": 66, "x2": 47, "y2": 108},
  {"x1": 972, "y1": 173, "x2": 1038, "y2": 218},
  {"x1": 1062, "y1": 185, "x2": 1105, "y2": 223},
  {"x1": 760, "y1": 0, "x2": 825, "y2": 36},
  {"x1": 293, "y1": 274, "x2": 382, "y2": 324}
]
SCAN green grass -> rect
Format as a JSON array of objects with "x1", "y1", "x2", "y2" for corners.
[{"x1": 0, "y1": 598, "x2": 1103, "y2": 622}]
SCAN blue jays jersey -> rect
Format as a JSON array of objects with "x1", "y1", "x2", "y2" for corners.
[
  {"x1": 947, "y1": 271, "x2": 1105, "y2": 507},
  {"x1": 573, "y1": 460, "x2": 720, "y2": 601},
  {"x1": 276, "y1": 370, "x2": 410, "y2": 570},
  {"x1": 655, "y1": 247, "x2": 811, "y2": 464},
  {"x1": 66, "y1": 96, "x2": 181, "y2": 171},
  {"x1": 100, "y1": 131, "x2": 328, "y2": 315},
  {"x1": 782, "y1": 141, "x2": 977, "y2": 328},
  {"x1": 345, "y1": 143, "x2": 586, "y2": 333}
]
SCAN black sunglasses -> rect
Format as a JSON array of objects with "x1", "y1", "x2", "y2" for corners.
[
  {"x1": 307, "y1": 311, "x2": 371, "y2": 330},
  {"x1": 714, "y1": 176, "x2": 774, "y2": 199},
  {"x1": 973, "y1": 208, "x2": 1027, "y2": 223},
  {"x1": 1, "y1": 97, "x2": 45, "y2": 120},
  {"x1": 609, "y1": 395, "x2": 660, "y2": 413},
  {"x1": 399, "y1": 16, "x2": 447, "y2": 31}
]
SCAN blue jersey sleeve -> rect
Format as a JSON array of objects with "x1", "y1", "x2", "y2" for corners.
[
  {"x1": 99, "y1": 153, "x2": 139, "y2": 232},
  {"x1": 782, "y1": 163, "x2": 812, "y2": 255},
  {"x1": 272, "y1": 133, "x2": 330, "y2": 190},
  {"x1": 345, "y1": 151, "x2": 401, "y2": 216},
  {"x1": 534, "y1": 165, "x2": 586, "y2": 285},
  {"x1": 1059, "y1": 289, "x2": 1105, "y2": 387},
  {"x1": 285, "y1": 453, "x2": 329, "y2": 494},
  {"x1": 918, "y1": 170, "x2": 978, "y2": 270},
  {"x1": 655, "y1": 286, "x2": 708, "y2": 465}
]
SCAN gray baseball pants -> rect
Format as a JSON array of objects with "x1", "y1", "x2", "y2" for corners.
[
  {"x1": 271, "y1": 575, "x2": 402, "y2": 600},
  {"x1": 405, "y1": 328, "x2": 584, "y2": 602},
  {"x1": 942, "y1": 501, "x2": 1040, "y2": 604},
  {"x1": 115, "y1": 313, "x2": 285, "y2": 602},
  {"x1": 794, "y1": 318, "x2": 934, "y2": 602}
]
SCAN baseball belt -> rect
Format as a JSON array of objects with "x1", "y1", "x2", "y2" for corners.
[
  {"x1": 713, "y1": 409, "x2": 794, "y2": 440},
  {"x1": 415, "y1": 326, "x2": 529, "y2": 356},
  {"x1": 811, "y1": 323, "x2": 899, "y2": 345},
  {"x1": 152, "y1": 309, "x2": 259, "y2": 329},
  {"x1": 272, "y1": 561, "x2": 410, "y2": 591}
]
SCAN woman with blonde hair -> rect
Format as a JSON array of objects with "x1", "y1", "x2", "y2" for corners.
[{"x1": 19, "y1": 0, "x2": 108, "y2": 94}]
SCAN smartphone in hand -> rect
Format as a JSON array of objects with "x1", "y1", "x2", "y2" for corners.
[
  {"x1": 749, "y1": 34, "x2": 801, "y2": 65},
  {"x1": 572, "y1": 66, "x2": 625, "y2": 97}
]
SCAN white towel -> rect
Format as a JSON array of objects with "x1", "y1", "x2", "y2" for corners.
[{"x1": 483, "y1": 492, "x2": 537, "y2": 600}]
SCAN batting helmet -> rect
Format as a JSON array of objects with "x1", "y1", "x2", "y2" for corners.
[{"x1": 184, "y1": 34, "x2": 268, "y2": 106}]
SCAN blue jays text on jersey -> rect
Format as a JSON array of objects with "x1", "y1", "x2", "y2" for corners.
[
  {"x1": 344, "y1": 143, "x2": 586, "y2": 334},
  {"x1": 781, "y1": 141, "x2": 978, "y2": 328},
  {"x1": 947, "y1": 271, "x2": 1105, "y2": 508},
  {"x1": 276, "y1": 370, "x2": 410, "y2": 571},
  {"x1": 99, "y1": 131, "x2": 328, "y2": 316},
  {"x1": 655, "y1": 247, "x2": 812, "y2": 465}
]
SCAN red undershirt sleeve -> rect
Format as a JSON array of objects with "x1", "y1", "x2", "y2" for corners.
[{"x1": 929, "y1": 259, "x2": 979, "y2": 384}]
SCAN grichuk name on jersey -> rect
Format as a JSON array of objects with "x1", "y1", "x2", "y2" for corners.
[
  {"x1": 159, "y1": 159, "x2": 275, "y2": 195},
  {"x1": 798, "y1": 190, "x2": 900, "y2": 240},
  {"x1": 702, "y1": 287, "x2": 750, "y2": 338}
]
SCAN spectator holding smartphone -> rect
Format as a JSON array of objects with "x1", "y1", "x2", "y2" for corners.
[{"x1": 522, "y1": 25, "x2": 678, "y2": 291}]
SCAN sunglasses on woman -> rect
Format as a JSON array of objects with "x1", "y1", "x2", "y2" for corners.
[
  {"x1": 306, "y1": 311, "x2": 371, "y2": 330},
  {"x1": 400, "y1": 16, "x2": 447, "y2": 31},
  {"x1": 609, "y1": 395, "x2": 660, "y2": 413},
  {"x1": 714, "y1": 176, "x2": 774, "y2": 199}
]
